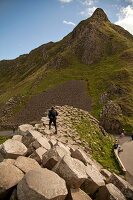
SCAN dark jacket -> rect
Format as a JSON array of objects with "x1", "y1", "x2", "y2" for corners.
[{"x1": 48, "y1": 109, "x2": 58, "y2": 119}]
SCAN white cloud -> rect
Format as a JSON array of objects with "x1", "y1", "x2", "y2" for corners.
[
  {"x1": 59, "y1": 0, "x2": 73, "y2": 3},
  {"x1": 80, "y1": 6, "x2": 97, "y2": 16},
  {"x1": 80, "y1": 0, "x2": 95, "y2": 6},
  {"x1": 115, "y1": 5, "x2": 133, "y2": 34},
  {"x1": 79, "y1": 0, "x2": 97, "y2": 17},
  {"x1": 126, "y1": 0, "x2": 133, "y2": 4},
  {"x1": 87, "y1": 6, "x2": 97, "y2": 15},
  {"x1": 63, "y1": 20, "x2": 76, "y2": 26}
]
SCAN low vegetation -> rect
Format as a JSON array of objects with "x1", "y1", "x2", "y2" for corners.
[
  {"x1": 0, "y1": 136, "x2": 8, "y2": 144},
  {"x1": 74, "y1": 119, "x2": 122, "y2": 174}
]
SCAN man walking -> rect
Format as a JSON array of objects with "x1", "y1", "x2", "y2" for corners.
[{"x1": 48, "y1": 107, "x2": 58, "y2": 133}]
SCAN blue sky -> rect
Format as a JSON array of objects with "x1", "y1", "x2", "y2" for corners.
[{"x1": 0, "y1": 0, "x2": 133, "y2": 60}]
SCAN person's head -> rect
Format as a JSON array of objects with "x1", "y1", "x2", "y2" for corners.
[{"x1": 51, "y1": 106, "x2": 54, "y2": 110}]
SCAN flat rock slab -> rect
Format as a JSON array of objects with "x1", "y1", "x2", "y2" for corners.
[
  {"x1": 17, "y1": 168, "x2": 68, "y2": 200},
  {"x1": 67, "y1": 189, "x2": 92, "y2": 200},
  {"x1": 14, "y1": 156, "x2": 41, "y2": 173},
  {"x1": 58, "y1": 142, "x2": 71, "y2": 155},
  {"x1": 28, "y1": 130, "x2": 43, "y2": 139},
  {"x1": 95, "y1": 183, "x2": 126, "y2": 200},
  {"x1": 81, "y1": 164, "x2": 105, "y2": 195},
  {"x1": 53, "y1": 155, "x2": 87, "y2": 188},
  {"x1": 1, "y1": 139, "x2": 27, "y2": 159},
  {"x1": 0, "y1": 163, "x2": 24, "y2": 197},
  {"x1": 37, "y1": 136, "x2": 51, "y2": 149}
]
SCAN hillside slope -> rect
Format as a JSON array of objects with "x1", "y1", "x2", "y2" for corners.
[{"x1": 0, "y1": 8, "x2": 133, "y2": 134}]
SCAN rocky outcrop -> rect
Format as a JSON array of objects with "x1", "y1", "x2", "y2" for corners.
[
  {"x1": 0, "y1": 105, "x2": 132, "y2": 200},
  {"x1": 17, "y1": 168, "x2": 68, "y2": 200},
  {"x1": 100, "y1": 101, "x2": 122, "y2": 133}
]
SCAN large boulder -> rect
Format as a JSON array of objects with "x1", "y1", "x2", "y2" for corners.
[
  {"x1": 0, "y1": 162, "x2": 24, "y2": 199},
  {"x1": 81, "y1": 164, "x2": 105, "y2": 196},
  {"x1": 71, "y1": 148, "x2": 92, "y2": 166},
  {"x1": 12, "y1": 135, "x2": 22, "y2": 142},
  {"x1": 3, "y1": 159, "x2": 15, "y2": 165},
  {"x1": 21, "y1": 130, "x2": 43, "y2": 147},
  {"x1": 18, "y1": 124, "x2": 33, "y2": 136},
  {"x1": 30, "y1": 147, "x2": 47, "y2": 164},
  {"x1": 42, "y1": 145, "x2": 70, "y2": 169},
  {"x1": 53, "y1": 155, "x2": 88, "y2": 188},
  {"x1": 0, "y1": 139, "x2": 27, "y2": 159},
  {"x1": 109, "y1": 173, "x2": 133, "y2": 199},
  {"x1": 14, "y1": 156, "x2": 41, "y2": 173},
  {"x1": 100, "y1": 101, "x2": 122, "y2": 133},
  {"x1": 17, "y1": 168, "x2": 68, "y2": 200},
  {"x1": 95, "y1": 183, "x2": 126, "y2": 200},
  {"x1": 67, "y1": 189, "x2": 92, "y2": 200}
]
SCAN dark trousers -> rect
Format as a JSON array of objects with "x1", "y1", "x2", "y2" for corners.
[{"x1": 49, "y1": 118, "x2": 57, "y2": 131}]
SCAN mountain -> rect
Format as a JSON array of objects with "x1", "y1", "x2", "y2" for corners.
[{"x1": 0, "y1": 8, "x2": 133, "y2": 134}]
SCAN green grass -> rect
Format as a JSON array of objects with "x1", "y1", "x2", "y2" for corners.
[
  {"x1": 0, "y1": 53, "x2": 133, "y2": 133},
  {"x1": 0, "y1": 136, "x2": 7, "y2": 144},
  {"x1": 74, "y1": 119, "x2": 122, "y2": 174}
]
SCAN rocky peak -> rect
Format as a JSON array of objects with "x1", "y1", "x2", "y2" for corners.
[{"x1": 91, "y1": 8, "x2": 109, "y2": 22}]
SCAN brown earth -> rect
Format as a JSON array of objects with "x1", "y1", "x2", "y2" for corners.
[{"x1": 9, "y1": 80, "x2": 91, "y2": 125}]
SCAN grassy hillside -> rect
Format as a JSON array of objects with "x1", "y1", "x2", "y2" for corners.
[{"x1": 0, "y1": 8, "x2": 133, "y2": 134}]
